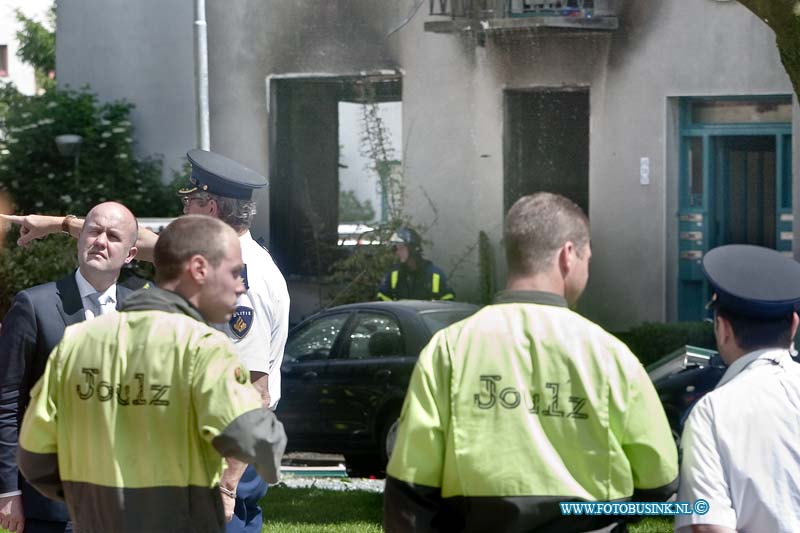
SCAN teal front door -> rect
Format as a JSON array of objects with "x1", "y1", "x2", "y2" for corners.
[
  {"x1": 713, "y1": 136, "x2": 777, "y2": 249},
  {"x1": 678, "y1": 130, "x2": 792, "y2": 321}
]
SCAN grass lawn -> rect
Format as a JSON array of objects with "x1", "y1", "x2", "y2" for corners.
[
  {"x1": 261, "y1": 485, "x2": 383, "y2": 533},
  {"x1": 260, "y1": 485, "x2": 674, "y2": 533},
  {"x1": 0, "y1": 487, "x2": 674, "y2": 533},
  {"x1": 630, "y1": 517, "x2": 673, "y2": 533}
]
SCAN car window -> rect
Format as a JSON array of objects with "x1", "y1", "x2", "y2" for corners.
[
  {"x1": 344, "y1": 312, "x2": 403, "y2": 360},
  {"x1": 284, "y1": 313, "x2": 349, "y2": 363},
  {"x1": 420, "y1": 309, "x2": 476, "y2": 335}
]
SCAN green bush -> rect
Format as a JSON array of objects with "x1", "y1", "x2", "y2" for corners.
[
  {"x1": 326, "y1": 226, "x2": 397, "y2": 306},
  {"x1": 0, "y1": 230, "x2": 77, "y2": 317},
  {"x1": 0, "y1": 85, "x2": 180, "y2": 217},
  {"x1": 616, "y1": 321, "x2": 716, "y2": 367},
  {"x1": 326, "y1": 219, "x2": 441, "y2": 306},
  {"x1": 0, "y1": 85, "x2": 182, "y2": 315}
]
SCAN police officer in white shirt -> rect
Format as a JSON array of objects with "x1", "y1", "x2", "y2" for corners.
[
  {"x1": 675, "y1": 244, "x2": 800, "y2": 533},
  {"x1": 178, "y1": 149, "x2": 290, "y2": 533}
]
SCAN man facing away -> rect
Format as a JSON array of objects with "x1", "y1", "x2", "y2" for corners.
[
  {"x1": 2, "y1": 149, "x2": 291, "y2": 532},
  {"x1": 175, "y1": 149, "x2": 289, "y2": 532},
  {"x1": 0, "y1": 201, "x2": 139, "y2": 533},
  {"x1": 16, "y1": 215, "x2": 287, "y2": 533},
  {"x1": 675, "y1": 245, "x2": 800, "y2": 533},
  {"x1": 377, "y1": 227, "x2": 455, "y2": 302},
  {"x1": 384, "y1": 192, "x2": 678, "y2": 532}
]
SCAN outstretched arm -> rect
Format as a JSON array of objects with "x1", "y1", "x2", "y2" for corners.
[
  {"x1": 0, "y1": 214, "x2": 159, "y2": 262},
  {"x1": 0, "y1": 214, "x2": 66, "y2": 246}
]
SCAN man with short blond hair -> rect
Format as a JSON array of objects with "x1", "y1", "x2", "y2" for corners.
[{"x1": 385, "y1": 192, "x2": 678, "y2": 532}]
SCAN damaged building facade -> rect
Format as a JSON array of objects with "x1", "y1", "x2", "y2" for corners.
[{"x1": 56, "y1": 0, "x2": 794, "y2": 329}]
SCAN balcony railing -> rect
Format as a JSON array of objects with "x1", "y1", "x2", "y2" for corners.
[{"x1": 425, "y1": 0, "x2": 618, "y2": 34}]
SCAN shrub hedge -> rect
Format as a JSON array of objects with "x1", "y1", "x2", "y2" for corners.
[
  {"x1": 0, "y1": 85, "x2": 181, "y2": 316},
  {"x1": 0, "y1": 229, "x2": 77, "y2": 317},
  {"x1": 615, "y1": 321, "x2": 716, "y2": 367}
]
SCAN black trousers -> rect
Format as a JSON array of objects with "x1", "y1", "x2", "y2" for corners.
[{"x1": 24, "y1": 518, "x2": 72, "y2": 533}]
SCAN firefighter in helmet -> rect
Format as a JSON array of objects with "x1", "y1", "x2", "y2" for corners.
[{"x1": 377, "y1": 227, "x2": 455, "y2": 301}]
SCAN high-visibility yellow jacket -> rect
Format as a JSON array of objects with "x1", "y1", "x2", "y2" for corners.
[
  {"x1": 18, "y1": 287, "x2": 286, "y2": 533},
  {"x1": 384, "y1": 290, "x2": 678, "y2": 532}
]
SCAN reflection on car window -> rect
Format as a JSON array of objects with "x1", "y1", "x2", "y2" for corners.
[
  {"x1": 346, "y1": 313, "x2": 403, "y2": 359},
  {"x1": 285, "y1": 313, "x2": 349, "y2": 362},
  {"x1": 420, "y1": 310, "x2": 475, "y2": 335}
]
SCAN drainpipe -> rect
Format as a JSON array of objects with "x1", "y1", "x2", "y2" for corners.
[
  {"x1": 194, "y1": 0, "x2": 211, "y2": 150},
  {"x1": 793, "y1": 94, "x2": 799, "y2": 261}
]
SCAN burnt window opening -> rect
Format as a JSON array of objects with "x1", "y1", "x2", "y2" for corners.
[
  {"x1": 503, "y1": 88, "x2": 590, "y2": 215},
  {"x1": 270, "y1": 75, "x2": 402, "y2": 277}
]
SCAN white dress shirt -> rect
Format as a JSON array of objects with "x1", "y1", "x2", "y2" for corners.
[
  {"x1": 676, "y1": 348, "x2": 800, "y2": 532},
  {"x1": 217, "y1": 232, "x2": 290, "y2": 410},
  {"x1": 75, "y1": 269, "x2": 118, "y2": 319}
]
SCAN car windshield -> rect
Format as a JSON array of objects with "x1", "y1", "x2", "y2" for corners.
[{"x1": 420, "y1": 309, "x2": 475, "y2": 336}]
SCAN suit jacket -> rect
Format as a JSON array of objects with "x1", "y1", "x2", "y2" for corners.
[{"x1": 0, "y1": 272, "x2": 133, "y2": 522}]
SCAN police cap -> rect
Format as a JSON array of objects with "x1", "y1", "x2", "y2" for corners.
[
  {"x1": 179, "y1": 149, "x2": 267, "y2": 200},
  {"x1": 702, "y1": 244, "x2": 800, "y2": 319}
]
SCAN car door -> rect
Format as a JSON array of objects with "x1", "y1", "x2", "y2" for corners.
[
  {"x1": 324, "y1": 310, "x2": 408, "y2": 450},
  {"x1": 277, "y1": 311, "x2": 351, "y2": 448}
]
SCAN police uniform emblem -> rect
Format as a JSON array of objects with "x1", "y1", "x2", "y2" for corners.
[{"x1": 229, "y1": 306, "x2": 254, "y2": 339}]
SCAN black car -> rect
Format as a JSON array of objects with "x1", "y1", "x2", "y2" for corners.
[
  {"x1": 276, "y1": 300, "x2": 479, "y2": 476},
  {"x1": 649, "y1": 344, "x2": 800, "y2": 448},
  {"x1": 647, "y1": 345, "x2": 726, "y2": 446}
]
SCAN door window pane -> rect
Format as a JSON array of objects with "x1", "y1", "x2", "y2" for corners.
[
  {"x1": 687, "y1": 137, "x2": 703, "y2": 206},
  {"x1": 691, "y1": 99, "x2": 792, "y2": 124},
  {"x1": 782, "y1": 135, "x2": 792, "y2": 209},
  {"x1": 345, "y1": 313, "x2": 403, "y2": 359},
  {"x1": 285, "y1": 313, "x2": 349, "y2": 362}
]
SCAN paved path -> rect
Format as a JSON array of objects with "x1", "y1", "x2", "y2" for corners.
[{"x1": 280, "y1": 475, "x2": 385, "y2": 493}]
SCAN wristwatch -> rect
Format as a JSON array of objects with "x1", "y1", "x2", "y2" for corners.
[{"x1": 62, "y1": 214, "x2": 77, "y2": 236}]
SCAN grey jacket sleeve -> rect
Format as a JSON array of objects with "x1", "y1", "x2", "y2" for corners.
[
  {"x1": 210, "y1": 407, "x2": 287, "y2": 483},
  {"x1": 0, "y1": 292, "x2": 37, "y2": 493}
]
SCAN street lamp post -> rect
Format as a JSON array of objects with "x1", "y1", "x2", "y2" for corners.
[{"x1": 55, "y1": 134, "x2": 83, "y2": 187}]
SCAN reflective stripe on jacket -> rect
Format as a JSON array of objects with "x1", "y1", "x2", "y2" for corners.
[{"x1": 377, "y1": 260, "x2": 455, "y2": 301}]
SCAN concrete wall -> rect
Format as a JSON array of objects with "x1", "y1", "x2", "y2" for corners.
[
  {"x1": 590, "y1": 1, "x2": 790, "y2": 329},
  {"x1": 55, "y1": 0, "x2": 196, "y2": 185},
  {"x1": 54, "y1": 0, "x2": 793, "y2": 329},
  {"x1": 392, "y1": 0, "x2": 791, "y2": 330},
  {"x1": 205, "y1": 0, "x2": 402, "y2": 242},
  {"x1": 0, "y1": 0, "x2": 51, "y2": 95}
]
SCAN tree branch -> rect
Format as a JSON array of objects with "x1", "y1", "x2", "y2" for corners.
[{"x1": 737, "y1": 0, "x2": 800, "y2": 96}]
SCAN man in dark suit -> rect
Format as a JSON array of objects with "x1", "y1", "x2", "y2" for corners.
[{"x1": 0, "y1": 201, "x2": 139, "y2": 533}]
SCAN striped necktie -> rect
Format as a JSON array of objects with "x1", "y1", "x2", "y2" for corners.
[{"x1": 87, "y1": 292, "x2": 107, "y2": 318}]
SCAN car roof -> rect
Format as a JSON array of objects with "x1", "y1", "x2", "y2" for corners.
[
  {"x1": 322, "y1": 300, "x2": 480, "y2": 314},
  {"x1": 293, "y1": 300, "x2": 480, "y2": 328}
]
